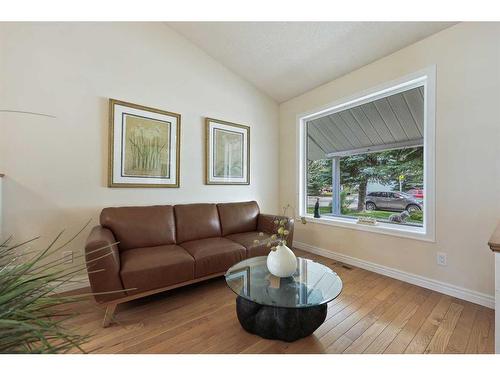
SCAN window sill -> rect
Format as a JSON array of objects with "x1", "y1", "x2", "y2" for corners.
[{"x1": 300, "y1": 215, "x2": 435, "y2": 242}]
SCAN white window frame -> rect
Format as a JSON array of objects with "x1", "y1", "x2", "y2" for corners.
[{"x1": 297, "y1": 66, "x2": 436, "y2": 242}]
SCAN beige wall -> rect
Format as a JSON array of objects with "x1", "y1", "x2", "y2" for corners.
[
  {"x1": 1, "y1": 22, "x2": 498, "y2": 299},
  {"x1": 0, "y1": 23, "x2": 279, "y2": 251},
  {"x1": 279, "y1": 23, "x2": 500, "y2": 297}
]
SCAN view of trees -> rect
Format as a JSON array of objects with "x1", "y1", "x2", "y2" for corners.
[
  {"x1": 307, "y1": 146, "x2": 424, "y2": 212},
  {"x1": 307, "y1": 159, "x2": 332, "y2": 196}
]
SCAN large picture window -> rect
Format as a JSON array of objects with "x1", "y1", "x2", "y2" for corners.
[{"x1": 298, "y1": 68, "x2": 435, "y2": 240}]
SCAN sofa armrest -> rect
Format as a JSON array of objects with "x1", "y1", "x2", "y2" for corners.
[
  {"x1": 257, "y1": 214, "x2": 295, "y2": 248},
  {"x1": 85, "y1": 226, "x2": 126, "y2": 303}
]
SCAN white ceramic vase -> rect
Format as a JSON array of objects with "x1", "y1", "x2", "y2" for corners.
[{"x1": 266, "y1": 242, "x2": 298, "y2": 278}]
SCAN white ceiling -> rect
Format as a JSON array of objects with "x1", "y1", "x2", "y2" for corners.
[{"x1": 168, "y1": 22, "x2": 455, "y2": 103}]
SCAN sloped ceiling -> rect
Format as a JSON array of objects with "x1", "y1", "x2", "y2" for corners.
[{"x1": 168, "y1": 22, "x2": 455, "y2": 102}]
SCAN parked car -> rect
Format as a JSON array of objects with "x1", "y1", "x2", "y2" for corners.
[
  {"x1": 406, "y1": 188, "x2": 424, "y2": 199},
  {"x1": 365, "y1": 191, "x2": 422, "y2": 212}
]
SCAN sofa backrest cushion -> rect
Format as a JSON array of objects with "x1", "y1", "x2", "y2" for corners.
[
  {"x1": 217, "y1": 201, "x2": 260, "y2": 236},
  {"x1": 100, "y1": 205, "x2": 176, "y2": 251},
  {"x1": 174, "y1": 203, "x2": 221, "y2": 243}
]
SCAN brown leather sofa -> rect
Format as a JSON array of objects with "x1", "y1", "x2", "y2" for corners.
[{"x1": 84, "y1": 201, "x2": 294, "y2": 326}]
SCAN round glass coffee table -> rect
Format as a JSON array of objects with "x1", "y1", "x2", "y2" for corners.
[{"x1": 225, "y1": 256, "x2": 343, "y2": 342}]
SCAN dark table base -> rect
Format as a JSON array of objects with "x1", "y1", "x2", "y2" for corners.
[{"x1": 236, "y1": 296, "x2": 327, "y2": 342}]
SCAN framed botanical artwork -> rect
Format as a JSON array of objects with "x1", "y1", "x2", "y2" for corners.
[
  {"x1": 108, "y1": 99, "x2": 180, "y2": 188},
  {"x1": 205, "y1": 118, "x2": 250, "y2": 185}
]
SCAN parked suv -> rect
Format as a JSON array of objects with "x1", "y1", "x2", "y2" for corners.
[{"x1": 365, "y1": 191, "x2": 422, "y2": 212}]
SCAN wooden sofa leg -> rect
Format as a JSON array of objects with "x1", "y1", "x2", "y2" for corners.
[{"x1": 102, "y1": 303, "x2": 117, "y2": 327}]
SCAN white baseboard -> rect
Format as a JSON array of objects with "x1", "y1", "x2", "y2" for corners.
[{"x1": 294, "y1": 240, "x2": 495, "y2": 309}]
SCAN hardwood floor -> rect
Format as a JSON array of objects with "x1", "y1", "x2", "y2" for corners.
[{"x1": 66, "y1": 250, "x2": 495, "y2": 354}]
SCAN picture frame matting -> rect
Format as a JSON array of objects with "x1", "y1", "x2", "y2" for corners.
[
  {"x1": 108, "y1": 99, "x2": 181, "y2": 188},
  {"x1": 205, "y1": 117, "x2": 250, "y2": 185}
]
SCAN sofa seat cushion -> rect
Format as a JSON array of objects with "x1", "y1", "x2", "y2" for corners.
[
  {"x1": 180, "y1": 237, "x2": 246, "y2": 278},
  {"x1": 226, "y1": 231, "x2": 279, "y2": 258},
  {"x1": 120, "y1": 245, "x2": 194, "y2": 294}
]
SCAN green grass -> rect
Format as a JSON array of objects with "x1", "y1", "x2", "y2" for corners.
[
  {"x1": 306, "y1": 206, "x2": 334, "y2": 215},
  {"x1": 344, "y1": 209, "x2": 394, "y2": 220},
  {"x1": 307, "y1": 206, "x2": 423, "y2": 225},
  {"x1": 344, "y1": 209, "x2": 423, "y2": 224}
]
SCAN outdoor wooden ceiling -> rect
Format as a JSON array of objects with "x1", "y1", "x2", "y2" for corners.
[{"x1": 307, "y1": 86, "x2": 424, "y2": 160}]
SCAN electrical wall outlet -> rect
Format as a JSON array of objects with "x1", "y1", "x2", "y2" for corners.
[
  {"x1": 437, "y1": 252, "x2": 447, "y2": 266},
  {"x1": 62, "y1": 251, "x2": 73, "y2": 264}
]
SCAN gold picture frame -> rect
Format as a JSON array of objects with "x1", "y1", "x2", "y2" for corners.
[
  {"x1": 108, "y1": 99, "x2": 181, "y2": 188},
  {"x1": 205, "y1": 117, "x2": 250, "y2": 185}
]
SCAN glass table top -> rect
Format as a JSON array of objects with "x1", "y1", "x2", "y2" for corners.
[{"x1": 225, "y1": 256, "x2": 343, "y2": 308}]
